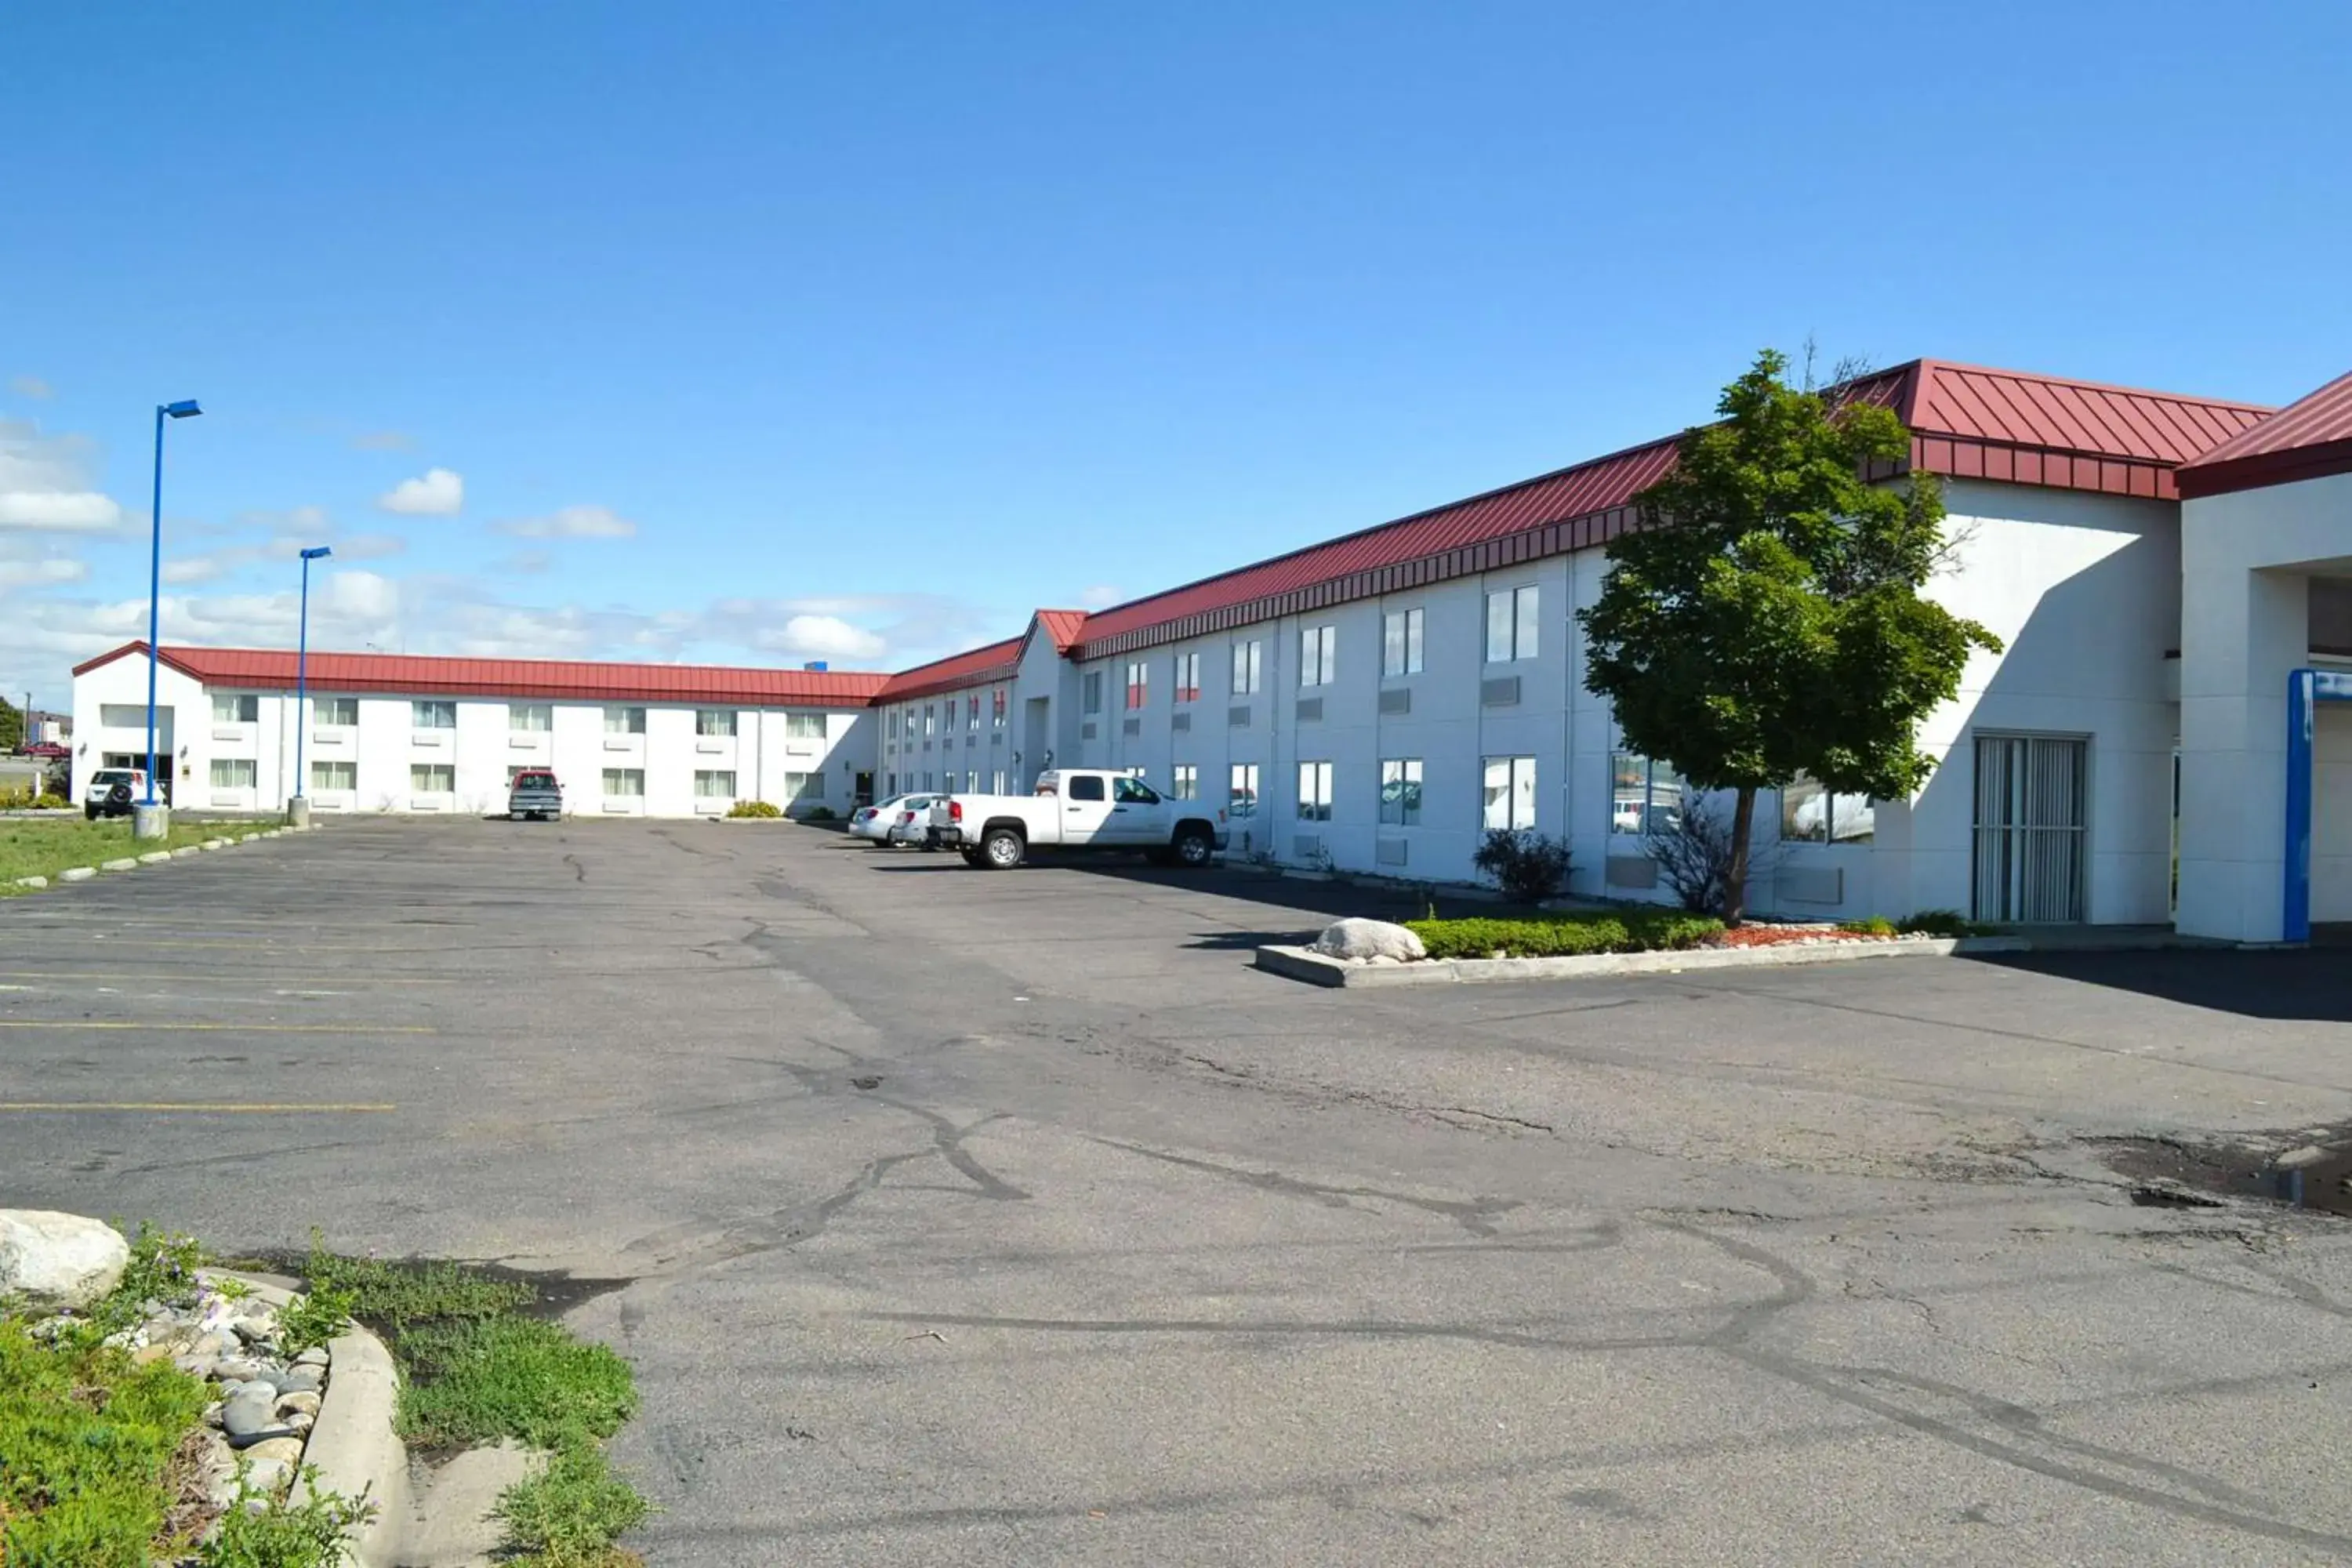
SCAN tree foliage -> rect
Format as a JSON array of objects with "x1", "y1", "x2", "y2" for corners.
[{"x1": 1577, "y1": 349, "x2": 2001, "y2": 920}]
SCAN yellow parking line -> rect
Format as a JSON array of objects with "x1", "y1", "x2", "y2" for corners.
[
  {"x1": 0, "y1": 1102, "x2": 396, "y2": 1113},
  {"x1": 0, "y1": 971, "x2": 452, "y2": 985},
  {"x1": 0, "y1": 1021, "x2": 437, "y2": 1034}
]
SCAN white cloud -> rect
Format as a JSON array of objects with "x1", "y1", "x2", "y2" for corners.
[
  {"x1": 0, "y1": 554, "x2": 85, "y2": 592},
  {"x1": 1077, "y1": 583, "x2": 1124, "y2": 609},
  {"x1": 757, "y1": 615, "x2": 887, "y2": 662},
  {"x1": 376, "y1": 467, "x2": 463, "y2": 516},
  {"x1": 325, "y1": 568, "x2": 402, "y2": 623},
  {"x1": 162, "y1": 556, "x2": 227, "y2": 585},
  {"x1": 9, "y1": 375, "x2": 54, "y2": 401},
  {"x1": 335, "y1": 533, "x2": 408, "y2": 561},
  {"x1": 0, "y1": 418, "x2": 124, "y2": 533},
  {"x1": 496, "y1": 505, "x2": 634, "y2": 539},
  {"x1": 494, "y1": 550, "x2": 554, "y2": 575}
]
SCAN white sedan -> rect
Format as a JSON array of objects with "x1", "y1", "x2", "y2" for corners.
[{"x1": 850, "y1": 794, "x2": 945, "y2": 847}]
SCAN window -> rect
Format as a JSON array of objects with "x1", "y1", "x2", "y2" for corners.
[
  {"x1": 1114, "y1": 776, "x2": 1160, "y2": 804},
  {"x1": 509, "y1": 702, "x2": 552, "y2": 732},
  {"x1": 923, "y1": 705, "x2": 937, "y2": 736},
  {"x1": 1611, "y1": 753, "x2": 1685, "y2": 836},
  {"x1": 992, "y1": 769, "x2": 1007, "y2": 793},
  {"x1": 312, "y1": 760, "x2": 356, "y2": 792},
  {"x1": 695, "y1": 770, "x2": 736, "y2": 797},
  {"x1": 603, "y1": 706, "x2": 645, "y2": 735},
  {"x1": 1124, "y1": 662, "x2": 1149, "y2": 710},
  {"x1": 212, "y1": 693, "x2": 259, "y2": 723},
  {"x1": 886, "y1": 771, "x2": 897, "y2": 794},
  {"x1": 1171, "y1": 764, "x2": 1198, "y2": 799},
  {"x1": 601, "y1": 768, "x2": 644, "y2": 797},
  {"x1": 1297, "y1": 760, "x2": 1334, "y2": 821},
  {"x1": 1083, "y1": 672, "x2": 1103, "y2": 713},
  {"x1": 1781, "y1": 775, "x2": 1875, "y2": 845},
  {"x1": 1482, "y1": 756, "x2": 1537, "y2": 831},
  {"x1": 1173, "y1": 652, "x2": 1200, "y2": 703},
  {"x1": 1229, "y1": 763, "x2": 1260, "y2": 818},
  {"x1": 967, "y1": 694, "x2": 981, "y2": 731},
  {"x1": 412, "y1": 764, "x2": 456, "y2": 794},
  {"x1": 1231, "y1": 640, "x2": 1262, "y2": 695},
  {"x1": 209, "y1": 758, "x2": 256, "y2": 789},
  {"x1": 787, "y1": 770, "x2": 823, "y2": 799},
  {"x1": 992, "y1": 688, "x2": 1007, "y2": 728},
  {"x1": 785, "y1": 712, "x2": 826, "y2": 740},
  {"x1": 1068, "y1": 774, "x2": 1106, "y2": 802},
  {"x1": 1486, "y1": 586, "x2": 1539, "y2": 662},
  {"x1": 1379, "y1": 758, "x2": 1422, "y2": 826},
  {"x1": 314, "y1": 696, "x2": 358, "y2": 727},
  {"x1": 696, "y1": 710, "x2": 736, "y2": 737},
  {"x1": 412, "y1": 700, "x2": 456, "y2": 730},
  {"x1": 1300, "y1": 625, "x2": 1337, "y2": 687},
  {"x1": 887, "y1": 710, "x2": 899, "y2": 739},
  {"x1": 1382, "y1": 608, "x2": 1424, "y2": 677},
  {"x1": 966, "y1": 770, "x2": 979, "y2": 793}
]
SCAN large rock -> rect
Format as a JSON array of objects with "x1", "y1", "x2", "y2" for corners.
[
  {"x1": 0, "y1": 1210, "x2": 129, "y2": 1312},
  {"x1": 1310, "y1": 918, "x2": 1428, "y2": 964}
]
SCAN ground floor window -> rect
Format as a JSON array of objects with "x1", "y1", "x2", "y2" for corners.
[
  {"x1": 1781, "y1": 774, "x2": 1875, "y2": 844},
  {"x1": 781, "y1": 771, "x2": 816, "y2": 798},
  {"x1": 312, "y1": 760, "x2": 357, "y2": 792},
  {"x1": 1230, "y1": 763, "x2": 1258, "y2": 818},
  {"x1": 601, "y1": 768, "x2": 644, "y2": 798},
  {"x1": 209, "y1": 758, "x2": 256, "y2": 789},
  {"x1": 1171, "y1": 764, "x2": 1197, "y2": 799},
  {"x1": 694, "y1": 770, "x2": 736, "y2": 798},
  {"x1": 1378, "y1": 758, "x2": 1421, "y2": 826},
  {"x1": 992, "y1": 770, "x2": 1007, "y2": 793},
  {"x1": 1483, "y1": 756, "x2": 1536, "y2": 831},
  {"x1": 412, "y1": 764, "x2": 456, "y2": 794},
  {"x1": 1298, "y1": 760, "x2": 1333, "y2": 822},
  {"x1": 1611, "y1": 753, "x2": 1682, "y2": 835}
]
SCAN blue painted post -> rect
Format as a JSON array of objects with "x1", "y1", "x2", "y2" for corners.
[
  {"x1": 293, "y1": 546, "x2": 331, "y2": 818},
  {"x1": 143, "y1": 405, "x2": 165, "y2": 806},
  {"x1": 2285, "y1": 669, "x2": 2314, "y2": 945}
]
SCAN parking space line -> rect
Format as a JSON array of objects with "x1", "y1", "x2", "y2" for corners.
[
  {"x1": 0, "y1": 1021, "x2": 438, "y2": 1034},
  {"x1": 0, "y1": 1102, "x2": 397, "y2": 1113},
  {"x1": 0, "y1": 971, "x2": 456, "y2": 986}
]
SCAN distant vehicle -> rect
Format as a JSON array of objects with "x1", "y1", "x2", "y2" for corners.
[
  {"x1": 84, "y1": 768, "x2": 159, "y2": 819},
  {"x1": 930, "y1": 769, "x2": 1227, "y2": 870},
  {"x1": 851, "y1": 793, "x2": 943, "y2": 846},
  {"x1": 20, "y1": 742, "x2": 68, "y2": 761},
  {"x1": 507, "y1": 769, "x2": 563, "y2": 821}
]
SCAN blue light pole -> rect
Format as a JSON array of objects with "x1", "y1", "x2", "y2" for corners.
[
  {"x1": 292, "y1": 546, "x2": 332, "y2": 818},
  {"x1": 141, "y1": 399, "x2": 203, "y2": 829}
]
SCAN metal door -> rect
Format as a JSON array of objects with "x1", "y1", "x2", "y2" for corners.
[{"x1": 1972, "y1": 735, "x2": 2088, "y2": 923}]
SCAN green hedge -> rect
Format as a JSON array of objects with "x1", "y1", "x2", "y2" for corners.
[{"x1": 1404, "y1": 909, "x2": 1722, "y2": 960}]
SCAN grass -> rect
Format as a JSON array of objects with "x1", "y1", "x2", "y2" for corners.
[
  {"x1": 296, "y1": 1242, "x2": 648, "y2": 1563},
  {"x1": 0, "y1": 815, "x2": 225, "y2": 888},
  {"x1": 1404, "y1": 909, "x2": 1723, "y2": 959}
]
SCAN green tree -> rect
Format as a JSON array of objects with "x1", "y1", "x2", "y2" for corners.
[
  {"x1": 0, "y1": 697, "x2": 21, "y2": 752},
  {"x1": 1577, "y1": 350, "x2": 2002, "y2": 924}
]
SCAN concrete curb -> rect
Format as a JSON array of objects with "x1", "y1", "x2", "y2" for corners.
[
  {"x1": 299, "y1": 1323, "x2": 410, "y2": 1568},
  {"x1": 103, "y1": 856, "x2": 140, "y2": 871},
  {"x1": 138, "y1": 850, "x2": 174, "y2": 866},
  {"x1": 59, "y1": 866, "x2": 96, "y2": 882},
  {"x1": 1254, "y1": 934, "x2": 2034, "y2": 987},
  {"x1": 10, "y1": 875, "x2": 46, "y2": 889},
  {"x1": 12, "y1": 822, "x2": 292, "y2": 897}
]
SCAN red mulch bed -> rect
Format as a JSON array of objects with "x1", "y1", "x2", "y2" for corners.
[{"x1": 1702, "y1": 924, "x2": 1897, "y2": 949}]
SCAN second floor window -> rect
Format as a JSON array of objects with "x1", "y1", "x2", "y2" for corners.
[
  {"x1": 1486, "y1": 585, "x2": 1540, "y2": 662},
  {"x1": 212, "y1": 693, "x2": 259, "y2": 723},
  {"x1": 1382, "y1": 608, "x2": 1424, "y2": 677},
  {"x1": 992, "y1": 688, "x2": 1007, "y2": 727},
  {"x1": 1299, "y1": 625, "x2": 1336, "y2": 688},
  {"x1": 604, "y1": 706, "x2": 646, "y2": 735},
  {"x1": 1083, "y1": 671, "x2": 1103, "y2": 714},
  {"x1": 967, "y1": 693, "x2": 981, "y2": 731},
  {"x1": 509, "y1": 702, "x2": 552, "y2": 732},
  {"x1": 1173, "y1": 652, "x2": 1200, "y2": 702},
  {"x1": 695, "y1": 710, "x2": 736, "y2": 737},
  {"x1": 314, "y1": 696, "x2": 358, "y2": 726},
  {"x1": 412, "y1": 700, "x2": 456, "y2": 730},
  {"x1": 1232, "y1": 640, "x2": 1262, "y2": 695},
  {"x1": 785, "y1": 712, "x2": 826, "y2": 739},
  {"x1": 1125, "y1": 662, "x2": 1149, "y2": 710}
]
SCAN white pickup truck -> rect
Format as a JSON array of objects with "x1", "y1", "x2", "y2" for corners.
[{"x1": 930, "y1": 769, "x2": 1229, "y2": 870}]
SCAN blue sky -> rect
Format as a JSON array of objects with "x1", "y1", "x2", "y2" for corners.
[{"x1": 3, "y1": 0, "x2": 2344, "y2": 706}]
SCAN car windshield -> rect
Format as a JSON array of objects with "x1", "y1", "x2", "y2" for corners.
[
  {"x1": 93, "y1": 771, "x2": 136, "y2": 785},
  {"x1": 514, "y1": 774, "x2": 555, "y2": 788}
]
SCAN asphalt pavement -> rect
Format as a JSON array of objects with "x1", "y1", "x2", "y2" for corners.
[{"x1": 5, "y1": 818, "x2": 2351, "y2": 1566}]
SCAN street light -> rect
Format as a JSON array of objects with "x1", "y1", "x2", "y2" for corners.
[
  {"x1": 292, "y1": 546, "x2": 332, "y2": 822},
  {"x1": 141, "y1": 398, "x2": 202, "y2": 831}
]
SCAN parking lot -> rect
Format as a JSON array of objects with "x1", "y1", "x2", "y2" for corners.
[{"x1": 6, "y1": 818, "x2": 2352, "y2": 1565}]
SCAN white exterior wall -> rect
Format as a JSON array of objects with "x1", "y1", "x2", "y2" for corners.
[{"x1": 69, "y1": 654, "x2": 877, "y2": 819}]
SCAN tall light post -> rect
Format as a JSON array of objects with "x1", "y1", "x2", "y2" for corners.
[
  {"x1": 289, "y1": 545, "x2": 332, "y2": 826},
  {"x1": 139, "y1": 398, "x2": 203, "y2": 840}
]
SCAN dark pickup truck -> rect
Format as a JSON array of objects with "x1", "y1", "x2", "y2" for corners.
[{"x1": 507, "y1": 769, "x2": 563, "y2": 821}]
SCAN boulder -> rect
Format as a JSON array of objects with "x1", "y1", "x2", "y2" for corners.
[
  {"x1": 0, "y1": 1210, "x2": 129, "y2": 1312},
  {"x1": 1310, "y1": 918, "x2": 1428, "y2": 964}
]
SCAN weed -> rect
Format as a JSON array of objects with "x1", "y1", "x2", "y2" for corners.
[
  {"x1": 396, "y1": 1316, "x2": 637, "y2": 1450},
  {"x1": 494, "y1": 1438, "x2": 652, "y2": 1568},
  {"x1": 1406, "y1": 909, "x2": 1722, "y2": 960},
  {"x1": 276, "y1": 1282, "x2": 358, "y2": 1358},
  {"x1": 1897, "y1": 908, "x2": 1981, "y2": 938},
  {"x1": 197, "y1": 1467, "x2": 375, "y2": 1568},
  {"x1": 302, "y1": 1244, "x2": 533, "y2": 1334},
  {"x1": 1837, "y1": 916, "x2": 1898, "y2": 936}
]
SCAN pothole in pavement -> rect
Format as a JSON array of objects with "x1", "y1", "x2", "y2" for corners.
[{"x1": 2091, "y1": 1123, "x2": 2352, "y2": 1218}]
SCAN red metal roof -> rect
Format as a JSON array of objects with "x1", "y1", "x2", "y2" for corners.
[
  {"x1": 72, "y1": 642, "x2": 891, "y2": 706},
  {"x1": 1033, "y1": 609, "x2": 1090, "y2": 652},
  {"x1": 1068, "y1": 358, "x2": 2271, "y2": 659},
  {"x1": 2176, "y1": 368, "x2": 2352, "y2": 499},
  {"x1": 875, "y1": 636, "x2": 1023, "y2": 702}
]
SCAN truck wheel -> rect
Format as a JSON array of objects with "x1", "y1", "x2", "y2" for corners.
[
  {"x1": 960, "y1": 848, "x2": 986, "y2": 867},
  {"x1": 85, "y1": 803, "x2": 100, "y2": 820},
  {"x1": 1173, "y1": 826, "x2": 1214, "y2": 869},
  {"x1": 980, "y1": 827, "x2": 1025, "y2": 869}
]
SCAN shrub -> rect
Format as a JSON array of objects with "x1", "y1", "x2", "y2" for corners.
[
  {"x1": 35, "y1": 792, "x2": 69, "y2": 809},
  {"x1": 1837, "y1": 916, "x2": 1897, "y2": 937},
  {"x1": 493, "y1": 1437, "x2": 652, "y2": 1568},
  {"x1": 801, "y1": 805, "x2": 837, "y2": 822},
  {"x1": 276, "y1": 1280, "x2": 358, "y2": 1358},
  {"x1": 396, "y1": 1316, "x2": 637, "y2": 1450},
  {"x1": 1470, "y1": 829, "x2": 1570, "y2": 904},
  {"x1": 1406, "y1": 909, "x2": 1722, "y2": 960},
  {"x1": 198, "y1": 1467, "x2": 376, "y2": 1568},
  {"x1": 724, "y1": 800, "x2": 782, "y2": 819},
  {"x1": 1897, "y1": 909, "x2": 1980, "y2": 938}
]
